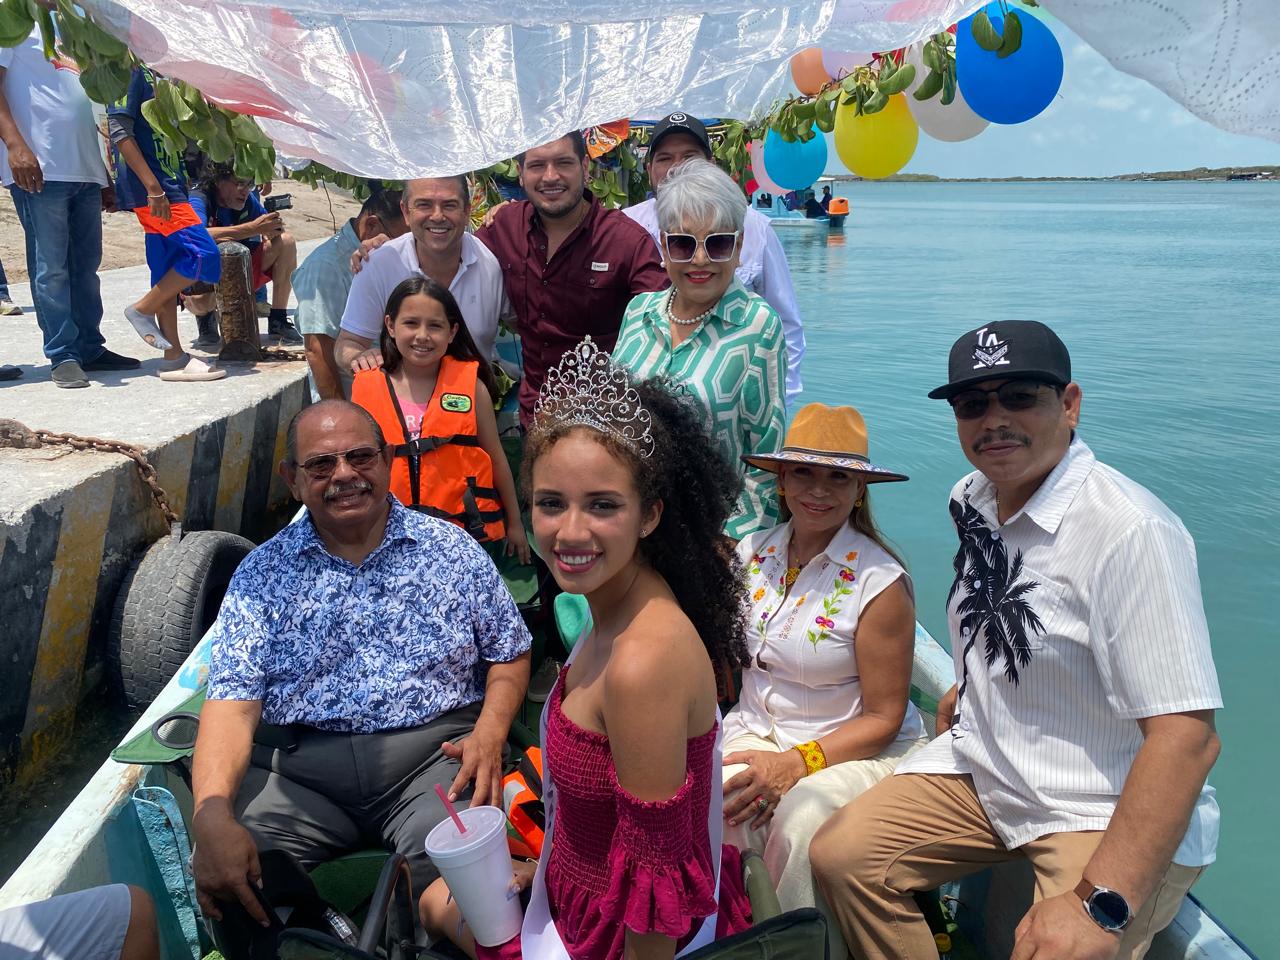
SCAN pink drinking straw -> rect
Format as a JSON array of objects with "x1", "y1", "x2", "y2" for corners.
[{"x1": 435, "y1": 783, "x2": 467, "y2": 834}]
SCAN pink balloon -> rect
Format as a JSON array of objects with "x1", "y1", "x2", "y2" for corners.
[
  {"x1": 821, "y1": 49, "x2": 872, "y2": 80},
  {"x1": 748, "y1": 139, "x2": 787, "y2": 196}
]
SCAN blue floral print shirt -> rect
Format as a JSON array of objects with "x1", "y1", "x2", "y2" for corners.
[{"x1": 207, "y1": 498, "x2": 532, "y2": 731}]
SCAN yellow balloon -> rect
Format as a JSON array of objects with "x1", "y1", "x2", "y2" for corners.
[{"x1": 833, "y1": 93, "x2": 920, "y2": 180}]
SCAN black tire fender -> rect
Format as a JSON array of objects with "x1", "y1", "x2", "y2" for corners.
[{"x1": 108, "y1": 529, "x2": 255, "y2": 711}]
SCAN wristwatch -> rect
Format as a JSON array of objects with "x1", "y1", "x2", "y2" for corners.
[{"x1": 1073, "y1": 878, "x2": 1133, "y2": 933}]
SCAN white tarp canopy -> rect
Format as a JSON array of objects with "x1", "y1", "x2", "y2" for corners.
[{"x1": 82, "y1": 0, "x2": 1279, "y2": 178}]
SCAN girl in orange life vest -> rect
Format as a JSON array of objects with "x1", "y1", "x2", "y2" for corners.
[{"x1": 351, "y1": 276, "x2": 530, "y2": 563}]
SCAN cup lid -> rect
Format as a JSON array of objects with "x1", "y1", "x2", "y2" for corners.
[{"x1": 425, "y1": 805, "x2": 507, "y2": 856}]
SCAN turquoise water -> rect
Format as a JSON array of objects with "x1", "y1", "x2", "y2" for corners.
[{"x1": 781, "y1": 180, "x2": 1278, "y2": 957}]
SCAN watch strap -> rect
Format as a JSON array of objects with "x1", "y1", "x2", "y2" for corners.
[{"x1": 1073, "y1": 878, "x2": 1095, "y2": 902}]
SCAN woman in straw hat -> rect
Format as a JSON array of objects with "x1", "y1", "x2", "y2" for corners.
[{"x1": 720, "y1": 403, "x2": 928, "y2": 957}]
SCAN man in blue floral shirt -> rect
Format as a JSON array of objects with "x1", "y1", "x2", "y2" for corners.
[{"x1": 190, "y1": 400, "x2": 531, "y2": 919}]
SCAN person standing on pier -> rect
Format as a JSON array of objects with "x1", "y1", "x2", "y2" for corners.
[
  {"x1": 1, "y1": 22, "x2": 139, "y2": 388},
  {"x1": 107, "y1": 65, "x2": 225, "y2": 382}
]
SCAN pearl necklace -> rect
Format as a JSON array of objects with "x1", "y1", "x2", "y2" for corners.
[{"x1": 663, "y1": 289, "x2": 714, "y2": 327}]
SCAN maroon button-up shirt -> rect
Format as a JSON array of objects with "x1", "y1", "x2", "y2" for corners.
[{"x1": 476, "y1": 195, "x2": 668, "y2": 422}]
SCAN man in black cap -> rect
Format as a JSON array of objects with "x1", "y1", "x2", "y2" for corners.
[
  {"x1": 623, "y1": 113, "x2": 806, "y2": 405},
  {"x1": 811, "y1": 320, "x2": 1223, "y2": 960}
]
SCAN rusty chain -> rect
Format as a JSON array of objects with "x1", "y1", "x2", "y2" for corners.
[{"x1": 0, "y1": 421, "x2": 180, "y2": 527}]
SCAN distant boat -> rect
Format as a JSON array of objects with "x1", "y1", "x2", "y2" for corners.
[{"x1": 753, "y1": 189, "x2": 847, "y2": 229}]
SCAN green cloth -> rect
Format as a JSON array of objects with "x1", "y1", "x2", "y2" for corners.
[{"x1": 612, "y1": 282, "x2": 787, "y2": 539}]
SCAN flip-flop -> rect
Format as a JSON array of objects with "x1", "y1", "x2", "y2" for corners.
[
  {"x1": 124, "y1": 305, "x2": 174, "y2": 351},
  {"x1": 158, "y1": 356, "x2": 227, "y2": 382}
]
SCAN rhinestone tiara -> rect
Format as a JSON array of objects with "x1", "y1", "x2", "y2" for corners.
[{"x1": 532, "y1": 336, "x2": 655, "y2": 459}]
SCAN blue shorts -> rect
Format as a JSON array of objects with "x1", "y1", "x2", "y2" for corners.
[
  {"x1": 138, "y1": 206, "x2": 221, "y2": 288},
  {"x1": 0, "y1": 883, "x2": 132, "y2": 960}
]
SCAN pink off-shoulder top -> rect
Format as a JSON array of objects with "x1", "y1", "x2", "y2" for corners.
[{"x1": 478, "y1": 673, "x2": 752, "y2": 959}]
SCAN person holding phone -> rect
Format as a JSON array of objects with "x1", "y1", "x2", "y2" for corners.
[{"x1": 191, "y1": 162, "x2": 302, "y2": 344}]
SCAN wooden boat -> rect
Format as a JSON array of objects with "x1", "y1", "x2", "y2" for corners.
[{"x1": 0, "y1": 599, "x2": 1253, "y2": 958}]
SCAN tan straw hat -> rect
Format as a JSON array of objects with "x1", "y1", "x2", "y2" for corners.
[{"x1": 741, "y1": 403, "x2": 908, "y2": 483}]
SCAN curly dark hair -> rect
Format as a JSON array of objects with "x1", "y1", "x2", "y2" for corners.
[{"x1": 523, "y1": 379, "x2": 750, "y2": 695}]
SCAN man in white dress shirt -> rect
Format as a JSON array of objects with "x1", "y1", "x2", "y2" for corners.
[
  {"x1": 624, "y1": 114, "x2": 806, "y2": 404},
  {"x1": 334, "y1": 176, "x2": 513, "y2": 373},
  {"x1": 810, "y1": 320, "x2": 1222, "y2": 960}
]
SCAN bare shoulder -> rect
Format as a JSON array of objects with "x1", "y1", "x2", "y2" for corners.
[{"x1": 604, "y1": 600, "x2": 705, "y2": 704}]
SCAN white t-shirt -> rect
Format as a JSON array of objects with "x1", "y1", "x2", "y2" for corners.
[
  {"x1": 896, "y1": 438, "x2": 1223, "y2": 866},
  {"x1": 726, "y1": 520, "x2": 927, "y2": 750},
  {"x1": 0, "y1": 30, "x2": 109, "y2": 188},
  {"x1": 625, "y1": 197, "x2": 805, "y2": 403},
  {"x1": 339, "y1": 231, "x2": 512, "y2": 364}
]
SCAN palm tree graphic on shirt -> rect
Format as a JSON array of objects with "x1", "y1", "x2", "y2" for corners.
[{"x1": 948, "y1": 494, "x2": 1046, "y2": 713}]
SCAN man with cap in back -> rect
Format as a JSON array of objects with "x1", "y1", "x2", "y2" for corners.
[
  {"x1": 809, "y1": 320, "x2": 1223, "y2": 960},
  {"x1": 624, "y1": 113, "x2": 806, "y2": 405}
]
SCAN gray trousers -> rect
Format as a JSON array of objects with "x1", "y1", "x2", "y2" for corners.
[{"x1": 235, "y1": 702, "x2": 485, "y2": 894}]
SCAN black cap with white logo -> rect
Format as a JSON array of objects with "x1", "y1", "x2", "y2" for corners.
[
  {"x1": 648, "y1": 113, "x2": 712, "y2": 158},
  {"x1": 928, "y1": 320, "x2": 1072, "y2": 399}
]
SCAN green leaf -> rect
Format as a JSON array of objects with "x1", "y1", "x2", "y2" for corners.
[
  {"x1": 971, "y1": 11, "x2": 1003, "y2": 51},
  {"x1": 34, "y1": 4, "x2": 54, "y2": 59},
  {"x1": 997, "y1": 10, "x2": 1023, "y2": 58},
  {"x1": 140, "y1": 98, "x2": 184, "y2": 152},
  {"x1": 878, "y1": 62, "x2": 915, "y2": 96},
  {"x1": 913, "y1": 68, "x2": 944, "y2": 101},
  {"x1": 922, "y1": 41, "x2": 941, "y2": 73},
  {"x1": 941, "y1": 68, "x2": 957, "y2": 106},
  {"x1": 864, "y1": 90, "x2": 889, "y2": 114},
  {"x1": 82, "y1": 15, "x2": 128, "y2": 58}
]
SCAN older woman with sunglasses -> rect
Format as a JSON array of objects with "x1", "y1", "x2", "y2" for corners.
[{"x1": 612, "y1": 158, "x2": 788, "y2": 539}]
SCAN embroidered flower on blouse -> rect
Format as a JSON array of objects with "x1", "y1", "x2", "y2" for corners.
[
  {"x1": 815, "y1": 616, "x2": 835, "y2": 629},
  {"x1": 795, "y1": 594, "x2": 807, "y2": 606},
  {"x1": 845, "y1": 551, "x2": 858, "y2": 562},
  {"x1": 766, "y1": 545, "x2": 777, "y2": 554},
  {"x1": 752, "y1": 553, "x2": 766, "y2": 565},
  {"x1": 752, "y1": 587, "x2": 766, "y2": 601},
  {"x1": 839, "y1": 569, "x2": 855, "y2": 582}
]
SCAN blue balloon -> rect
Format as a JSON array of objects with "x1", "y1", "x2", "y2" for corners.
[
  {"x1": 763, "y1": 129, "x2": 828, "y2": 191},
  {"x1": 956, "y1": 3, "x2": 1064, "y2": 125}
]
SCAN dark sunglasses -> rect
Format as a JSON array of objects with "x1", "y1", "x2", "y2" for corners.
[
  {"x1": 948, "y1": 381, "x2": 1055, "y2": 420},
  {"x1": 295, "y1": 445, "x2": 384, "y2": 479},
  {"x1": 662, "y1": 230, "x2": 740, "y2": 263}
]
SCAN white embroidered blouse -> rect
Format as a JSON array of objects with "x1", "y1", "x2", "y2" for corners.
[{"x1": 726, "y1": 520, "x2": 927, "y2": 751}]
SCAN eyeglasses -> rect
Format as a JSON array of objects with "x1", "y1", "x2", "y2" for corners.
[
  {"x1": 948, "y1": 381, "x2": 1054, "y2": 421},
  {"x1": 295, "y1": 445, "x2": 384, "y2": 479},
  {"x1": 662, "y1": 231, "x2": 740, "y2": 263}
]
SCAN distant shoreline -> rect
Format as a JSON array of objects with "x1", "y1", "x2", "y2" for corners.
[{"x1": 826, "y1": 165, "x2": 1279, "y2": 184}]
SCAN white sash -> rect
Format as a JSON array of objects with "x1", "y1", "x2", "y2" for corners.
[{"x1": 520, "y1": 641, "x2": 725, "y2": 959}]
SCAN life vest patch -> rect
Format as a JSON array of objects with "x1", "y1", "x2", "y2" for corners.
[{"x1": 440, "y1": 393, "x2": 472, "y2": 413}]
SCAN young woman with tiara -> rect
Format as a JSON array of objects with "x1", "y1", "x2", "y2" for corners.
[
  {"x1": 351, "y1": 275, "x2": 529, "y2": 563},
  {"x1": 421, "y1": 337, "x2": 754, "y2": 959}
]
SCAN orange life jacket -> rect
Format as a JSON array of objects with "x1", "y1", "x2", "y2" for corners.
[{"x1": 351, "y1": 356, "x2": 506, "y2": 542}]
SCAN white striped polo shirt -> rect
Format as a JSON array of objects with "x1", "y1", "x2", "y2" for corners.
[{"x1": 897, "y1": 438, "x2": 1222, "y2": 865}]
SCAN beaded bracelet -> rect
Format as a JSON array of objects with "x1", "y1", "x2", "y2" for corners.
[{"x1": 794, "y1": 739, "x2": 827, "y2": 776}]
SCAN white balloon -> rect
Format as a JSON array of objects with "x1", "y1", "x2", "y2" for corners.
[
  {"x1": 821, "y1": 49, "x2": 871, "y2": 80},
  {"x1": 904, "y1": 44, "x2": 989, "y2": 142},
  {"x1": 748, "y1": 139, "x2": 788, "y2": 196}
]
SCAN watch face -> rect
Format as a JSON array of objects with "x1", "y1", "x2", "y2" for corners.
[{"x1": 1089, "y1": 889, "x2": 1131, "y2": 930}]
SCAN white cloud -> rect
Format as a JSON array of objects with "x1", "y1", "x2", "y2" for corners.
[
  {"x1": 1167, "y1": 107, "x2": 1199, "y2": 128},
  {"x1": 1096, "y1": 94, "x2": 1136, "y2": 112}
]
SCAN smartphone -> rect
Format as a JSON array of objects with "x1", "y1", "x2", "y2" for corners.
[{"x1": 263, "y1": 194, "x2": 293, "y2": 212}]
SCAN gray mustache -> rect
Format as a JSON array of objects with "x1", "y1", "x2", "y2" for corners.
[{"x1": 324, "y1": 480, "x2": 372, "y2": 500}]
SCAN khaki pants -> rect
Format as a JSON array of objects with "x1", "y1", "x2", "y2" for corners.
[
  {"x1": 809, "y1": 772, "x2": 1203, "y2": 960},
  {"x1": 722, "y1": 730, "x2": 927, "y2": 960}
]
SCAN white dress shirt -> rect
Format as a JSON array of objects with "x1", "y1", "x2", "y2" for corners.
[
  {"x1": 897, "y1": 438, "x2": 1222, "y2": 866},
  {"x1": 339, "y1": 231, "x2": 512, "y2": 363},
  {"x1": 624, "y1": 197, "x2": 805, "y2": 403}
]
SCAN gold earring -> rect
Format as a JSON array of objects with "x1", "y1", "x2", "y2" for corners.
[
  {"x1": 778, "y1": 485, "x2": 785, "y2": 495},
  {"x1": 855, "y1": 497, "x2": 864, "y2": 508}
]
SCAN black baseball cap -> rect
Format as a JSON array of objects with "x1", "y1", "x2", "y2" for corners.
[
  {"x1": 649, "y1": 113, "x2": 712, "y2": 158},
  {"x1": 928, "y1": 320, "x2": 1072, "y2": 399}
]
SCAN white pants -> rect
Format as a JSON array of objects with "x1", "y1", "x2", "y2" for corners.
[
  {"x1": 0, "y1": 884, "x2": 131, "y2": 960},
  {"x1": 722, "y1": 729, "x2": 926, "y2": 959}
]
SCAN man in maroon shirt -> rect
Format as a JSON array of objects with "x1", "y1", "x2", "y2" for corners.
[{"x1": 475, "y1": 131, "x2": 667, "y2": 424}]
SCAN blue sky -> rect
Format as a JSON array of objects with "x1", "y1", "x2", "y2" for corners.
[{"x1": 822, "y1": 18, "x2": 1280, "y2": 178}]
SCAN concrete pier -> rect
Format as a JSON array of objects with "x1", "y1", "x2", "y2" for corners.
[{"x1": 0, "y1": 243, "x2": 321, "y2": 786}]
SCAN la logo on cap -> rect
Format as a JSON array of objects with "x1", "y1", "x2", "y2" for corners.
[
  {"x1": 971, "y1": 326, "x2": 1011, "y2": 370},
  {"x1": 669, "y1": 113, "x2": 687, "y2": 122}
]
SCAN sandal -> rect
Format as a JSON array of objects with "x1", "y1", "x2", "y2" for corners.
[
  {"x1": 124, "y1": 305, "x2": 174, "y2": 350},
  {"x1": 158, "y1": 355, "x2": 226, "y2": 382}
]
